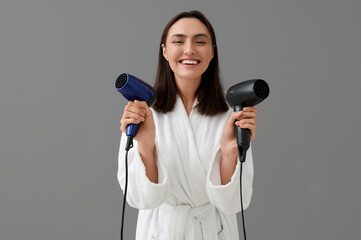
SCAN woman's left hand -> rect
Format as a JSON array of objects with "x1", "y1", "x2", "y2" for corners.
[{"x1": 221, "y1": 107, "x2": 258, "y2": 151}]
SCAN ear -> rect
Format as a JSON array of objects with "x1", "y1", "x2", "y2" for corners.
[{"x1": 161, "y1": 44, "x2": 168, "y2": 61}]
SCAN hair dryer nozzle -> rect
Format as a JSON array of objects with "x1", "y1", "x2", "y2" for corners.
[
  {"x1": 115, "y1": 73, "x2": 128, "y2": 89},
  {"x1": 254, "y1": 79, "x2": 270, "y2": 99}
]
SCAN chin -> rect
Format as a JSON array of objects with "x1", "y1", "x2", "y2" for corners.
[{"x1": 176, "y1": 72, "x2": 203, "y2": 81}]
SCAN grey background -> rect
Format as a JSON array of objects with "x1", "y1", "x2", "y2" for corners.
[{"x1": 1, "y1": 0, "x2": 360, "y2": 239}]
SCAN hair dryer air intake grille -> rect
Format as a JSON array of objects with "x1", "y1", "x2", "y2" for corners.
[
  {"x1": 254, "y1": 80, "x2": 270, "y2": 99},
  {"x1": 116, "y1": 73, "x2": 128, "y2": 89}
]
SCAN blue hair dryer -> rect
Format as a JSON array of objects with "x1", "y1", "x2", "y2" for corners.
[{"x1": 115, "y1": 73, "x2": 157, "y2": 150}]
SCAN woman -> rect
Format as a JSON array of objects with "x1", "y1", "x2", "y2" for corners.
[{"x1": 118, "y1": 10, "x2": 257, "y2": 240}]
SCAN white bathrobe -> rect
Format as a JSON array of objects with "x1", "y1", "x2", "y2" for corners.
[{"x1": 118, "y1": 96, "x2": 254, "y2": 240}]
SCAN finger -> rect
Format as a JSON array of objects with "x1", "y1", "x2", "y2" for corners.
[
  {"x1": 123, "y1": 111, "x2": 146, "y2": 122},
  {"x1": 236, "y1": 122, "x2": 256, "y2": 133},
  {"x1": 134, "y1": 100, "x2": 149, "y2": 111},
  {"x1": 236, "y1": 122, "x2": 256, "y2": 131},
  {"x1": 236, "y1": 120, "x2": 256, "y2": 128},
  {"x1": 238, "y1": 119, "x2": 256, "y2": 125},
  {"x1": 227, "y1": 111, "x2": 242, "y2": 124},
  {"x1": 120, "y1": 118, "x2": 142, "y2": 132},
  {"x1": 236, "y1": 112, "x2": 256, "y2": 120},
  {"x1": 231, "y1": 111, "x2": 243, "y2": 119},
  {"x1": 125, "y1": 103, "x2": 146, "y2": 117},
  {"x1": 125, "y1": 101, "x2": 146, "y2": 113},
  {"x1": 121, "y1": 118, "x2": 142, "y2": 126},
  {"x1": 242, "y1": 107, "x2": 258, "y2": 113},
  {"x1": 134, "y1": 100, "x2": 152, "y2": 117}
]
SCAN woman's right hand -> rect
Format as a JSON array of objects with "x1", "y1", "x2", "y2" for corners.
[{"x1": 120, "y1": 100, "x2": 155, "y2": 150}]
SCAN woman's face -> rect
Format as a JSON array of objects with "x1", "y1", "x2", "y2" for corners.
[{"x1": 162, "y1": 18, "x2": 214, "y2": 84}]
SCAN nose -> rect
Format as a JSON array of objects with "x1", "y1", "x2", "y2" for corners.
[{"x1": 184, "y1": 41, "x2": 195, "y2": 55}]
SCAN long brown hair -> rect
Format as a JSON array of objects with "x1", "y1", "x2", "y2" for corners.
[{"x1": 152, "y1": 10, "x2": 228, "y2": 116}]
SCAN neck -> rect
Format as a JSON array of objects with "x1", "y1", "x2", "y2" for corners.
[{"x1": 175, "y1": 76, "x2": 201, "y2": 114}]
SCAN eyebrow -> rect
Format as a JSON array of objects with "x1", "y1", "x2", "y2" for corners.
[{"x1": 170, "y1": 33, "x2": 209, "y2": 39}]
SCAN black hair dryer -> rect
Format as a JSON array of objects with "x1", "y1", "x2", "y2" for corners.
[{"x1": 226, "y1": 79, "x2": 270, "y2": 162}]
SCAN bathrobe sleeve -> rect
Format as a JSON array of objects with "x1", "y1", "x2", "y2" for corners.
[
  {"x1": 117, "y1": 133, "x2": 169, "y2": 209},
  {"x1": 206, "y1": 144, "x2": 254, "y2": 215}
]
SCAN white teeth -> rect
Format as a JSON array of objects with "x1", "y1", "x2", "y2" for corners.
[{"x1": 181, "y1": 60, "x2": 198, "y2": 65}]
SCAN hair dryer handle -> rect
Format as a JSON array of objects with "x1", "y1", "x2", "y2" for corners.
[
  {"x1": 234, "y1": 105, "x2": 250, "y2": 162},
  {"x1": 125, "y1": 96, "x2": 155, "y2": 138},
  {"x1": 126, "y1": 124, "x2": 140, "y2": 137}
]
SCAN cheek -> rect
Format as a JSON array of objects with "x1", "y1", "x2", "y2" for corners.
[
  {"x1": 167, "y1": 55, "x2": 179, "y2": 72},
  {"x1": 166, "y1": 46, "x2": 178, "y2": 56},
  {"x1": 202, "y1": 49, "x2": 214, "y2": 62},
  {"x1": 203, "y1": 52, "x2": 214, "y2": 66}
]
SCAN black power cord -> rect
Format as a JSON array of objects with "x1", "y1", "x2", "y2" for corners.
[
  {"x1": 120, "y1": 135, "x2": 134, "y2": 240},
  {"x1": 120, "y1": 134, "x2": 133, "y2": 240},
  {"x1": 120, "y1": 149, "x2": 129, "y2": 240},
  {"x1": 240, "y1": 161, "x2": 247, "y2": 240}
]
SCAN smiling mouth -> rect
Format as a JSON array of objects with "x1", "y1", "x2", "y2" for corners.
[{"x1": 179, "y1": 59, "x2": 200, "y2": 65}]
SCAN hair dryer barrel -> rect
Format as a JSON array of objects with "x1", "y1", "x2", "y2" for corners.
[
  {"x1": 115, "y1": 73, "x2": 157, "y2": 106},
  {"x1": 226, "y1": 79, "x2": 269, "y2": 109}
]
